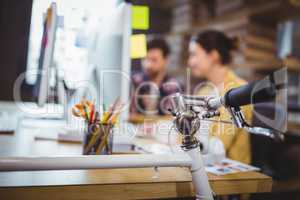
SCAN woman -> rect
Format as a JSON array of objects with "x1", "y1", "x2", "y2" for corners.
[{"x1": 188, "y1": 30, "x2": 252, "y2": 164}]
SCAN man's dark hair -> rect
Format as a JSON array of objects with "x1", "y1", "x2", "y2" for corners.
[{"x1": 147, "y1": 38, "x2": 170, "y2": 58}]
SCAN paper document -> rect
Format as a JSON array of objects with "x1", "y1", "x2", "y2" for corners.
[{"x1": 205, "y1": 158, "x2": 260, "y2": 176}]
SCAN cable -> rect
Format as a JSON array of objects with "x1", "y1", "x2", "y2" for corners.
[{"x1": 168, "y1": 124, "x2": 176, "y2": 154}]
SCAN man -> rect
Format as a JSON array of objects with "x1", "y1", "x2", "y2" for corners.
[{"x1": 130, "y1": 38, "x2": 181, "y2": 115}]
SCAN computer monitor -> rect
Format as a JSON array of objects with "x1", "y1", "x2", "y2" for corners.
[
  {"x1": 88, "y1": 2, "x2": 132, "y2": 120},
  {"x1": 34, "y1": 2, "x2": 59, "y2": 107},
  {"x1": 20, "y1": 2, "x2": 65, "y2": 119}
]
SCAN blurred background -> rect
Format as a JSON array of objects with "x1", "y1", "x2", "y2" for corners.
[
  {"x1": 1, "y1": 1, "x2": 300, "y2": 199},
  {"x1": 1, "y1": 0, "x2": 300, "y2": 111}
]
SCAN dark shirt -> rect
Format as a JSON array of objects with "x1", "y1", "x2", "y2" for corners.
[{"x1": 130, "y1": 72, "x2": 182, "y2": 115}]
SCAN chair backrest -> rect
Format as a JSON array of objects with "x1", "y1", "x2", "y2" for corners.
[
  {"x1": 251, "y1": 103, "x2": 285, "y2": 177},
  {"x1": 251, "y1": 103, "x2": 300, "y2": 179}
]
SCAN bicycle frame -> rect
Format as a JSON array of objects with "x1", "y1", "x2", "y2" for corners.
[{"x1": 0, "y1": 146, "x2": 213, "y2": 200}]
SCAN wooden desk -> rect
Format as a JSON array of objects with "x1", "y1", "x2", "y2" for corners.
[
  {"x1": 128, "y1": 114, "x2": 172, "y2": 124},
  {"x1": 0, "y1": 119, "x2": 272, "y2": 199},
  {"x1": 0, "y1": 169, "x2": 271, "y2": 200}
]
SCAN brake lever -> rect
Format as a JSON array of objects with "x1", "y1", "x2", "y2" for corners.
[{"x1": 170, "y1": 93, "x2": 285, "y2": 142}]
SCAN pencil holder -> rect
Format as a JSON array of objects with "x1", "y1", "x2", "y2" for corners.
[{"x1": 83, "y1": 123, "x2": 113, "y2": 155}]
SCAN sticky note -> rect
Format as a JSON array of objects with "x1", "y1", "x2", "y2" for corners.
[
  {"x1": 132, "y1": 6, "x2": 149, "y2": 30},
  {"x1": 131, "y1": 34, "x2": 147, "y2": 59}
]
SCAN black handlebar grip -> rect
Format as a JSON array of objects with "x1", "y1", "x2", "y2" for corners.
[{"x1": 224, "y1": 80, "x2": 276, "y2": 108}]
